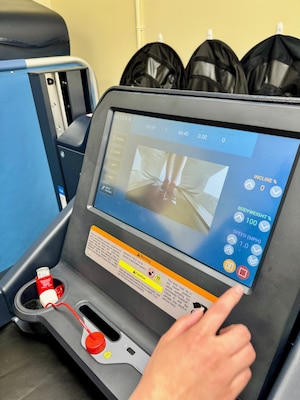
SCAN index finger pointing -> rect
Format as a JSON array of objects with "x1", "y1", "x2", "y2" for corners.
[{"x1": 196, "y1": 285, "x2": 244, "y2": 334}]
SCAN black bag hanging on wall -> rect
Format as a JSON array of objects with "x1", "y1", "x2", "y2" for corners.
[
  {"x1": 241, "y1": 34, "x2": 300, "y2": 96},
  {"x1": 185, "y1": 39, "x2": 248, "y2": 93},
  {"x1": 120, "y1": 42, "x2": 186, "y2": 89},
  {"x1": 0, "y1": 0, "x2": 70, "y2": 60}
]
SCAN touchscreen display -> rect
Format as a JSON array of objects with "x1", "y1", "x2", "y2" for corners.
[{"x1": 94, "y1": 111, "x2": 299, "y2": 288}]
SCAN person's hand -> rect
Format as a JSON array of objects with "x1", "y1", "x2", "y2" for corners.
[{"x1": 129, "y1": 285, "x2": 256, "y2": 400}]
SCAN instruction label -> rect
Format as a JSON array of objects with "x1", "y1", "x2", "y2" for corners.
[{"x1": 85, "y1": 225, "x2": 217, "y2": 319}]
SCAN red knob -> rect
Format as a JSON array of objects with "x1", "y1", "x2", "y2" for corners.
[{"x1": 85, "y1": 332, "x2": 106, "y2": 354}]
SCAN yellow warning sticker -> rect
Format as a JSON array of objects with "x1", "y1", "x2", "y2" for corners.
[
  {"x1": 85, "y1": 225, "x2": 217, "y2": 319},
  {"x1": 119, "y1": 259, "x2": 163, "y2": 293}
]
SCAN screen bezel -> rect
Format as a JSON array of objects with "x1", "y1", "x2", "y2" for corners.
[{"x1": 86, "y1": 91, "x2": 299, "y2": 296}]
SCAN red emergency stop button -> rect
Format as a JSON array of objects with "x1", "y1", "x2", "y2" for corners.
[{"x1": 85, "y1": 332, "x2": 106, "y2": 354}]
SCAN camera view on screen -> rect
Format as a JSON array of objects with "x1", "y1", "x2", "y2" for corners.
[
  {"x1": 126, "y1": 146, "x2": 228, "y2": 233},
  {"x1": 94, "y1": 111, "x2": 299, "y2": 288}
]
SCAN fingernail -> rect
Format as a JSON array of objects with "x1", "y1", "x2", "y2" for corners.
[
  {"x1": 191, "y1": 307, "x2": 205, "y2": 314},
  {"x1": 234, "y1": 284, "x2": 244, "y2": 295}
]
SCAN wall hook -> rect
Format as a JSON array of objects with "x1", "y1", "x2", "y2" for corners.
[
  {"x1": 158, "y1": 33, "x2": 163, "y2": 42},
  {"x1": 207, "y1": 29, "x2": 213, "y2": 40},
  {"x1": 276, "y1": 22, "x2": 283, "y2": 34}
]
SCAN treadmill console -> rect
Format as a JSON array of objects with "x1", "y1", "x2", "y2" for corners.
[{"x1": 14, "y1": 88, "x2": 300, "y2": 400}]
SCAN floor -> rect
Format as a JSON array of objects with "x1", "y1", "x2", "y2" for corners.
[
  {"x1": 0, "y1": 322, "x2": 108, "y2": 400},
  {"x1": 126, "y1": 182, "x2": 210, "y2": 233}
]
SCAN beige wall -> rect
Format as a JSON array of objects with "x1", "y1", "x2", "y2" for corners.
[
  {"x1": 35, "y1": 0, "x2": 51, "y2": 7},
  {"x1": 46, "y1": 0, "x2": 300, "y2": 96},
  {"x1": 141, "y1": 1, "x2": 300, "y2": 63}
]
